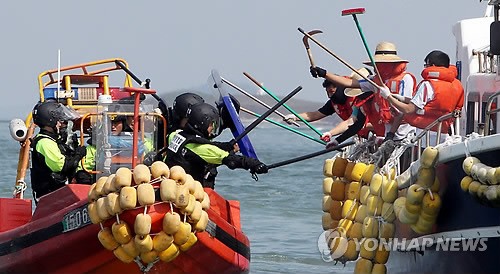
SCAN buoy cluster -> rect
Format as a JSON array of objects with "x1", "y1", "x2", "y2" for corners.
[
  {"x1": 86, "y1": 161, "x2": 211, "y2": 265},
  {"x1": 321, "y1": 157, "x2": 394, "y2": 274},
  {"x1": 461, "y1": 156, "x2": 500, "y2": 207},
  {"x1": 321, "y1": 146, "x2": 444, "y2": 274}
]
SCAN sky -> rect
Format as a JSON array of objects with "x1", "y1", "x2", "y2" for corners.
[{"x1": 0, "y1": 1, "x2": 489, "y2": 120}]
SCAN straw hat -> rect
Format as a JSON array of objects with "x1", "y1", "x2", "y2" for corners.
[
  {"x1": 363, "y1": 41, "x2": 408, "y2": 65},
  {"x1": 344, "y1": 67, "x2": 372, "y2": 97}
]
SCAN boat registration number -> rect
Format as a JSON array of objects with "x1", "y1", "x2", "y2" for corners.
[{"x1": 62, "y1": 204, "x2": 92, "y2": 233}]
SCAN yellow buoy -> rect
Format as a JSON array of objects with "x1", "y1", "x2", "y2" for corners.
[
  {"x1": 323, "y1": 177, "x2": 334, "y2": 195},
  {"x1": 462, "y1": 156, "x2": 481, "y2": 175},
  {"x1": 460, "y1": 176, "x2": 473, "y2": 192},
  {"x1": 362, "y1": 216, "x2": 379, "y2": 238},
  {"x1": 173, "y1": 222, "x2": 192, "y2": 246},
  {"x1": 351, "y1": 162, "x2": 368, "y2": 182},
  {"x1": 189, "y1": 201, "x2": 203, "y2": 223},
  {"x1": 332, "y1": 157, "x2": 349, "y2": 177},
  {"x1": 201, "y1": 192, "x2": 211, "y2": 210},
  {"x1": 153, "y1": 231, "x2": 174, "y2": 252},
  {"x1": 185, "y1": 175, "x2": 196, "y2": 194},
  {"x1": 420, "y1": 146, "x2": 439, "y2": 168},
  {"x1": 322, "y1": 213, "x2": 334, "y2": 231},
  {"x1": 114, "y1": 167, "x2": 132, "y2": 189},
  {"x1": 323, "y1": 158, "x2": 334, "y2": 177},
  {"x1": 431, "y1": 175, "x2": 440, "y2": 193},
  {"x1": 134, "y1": 213, "x2": 152, "y2": 236},
  {"x1": 133, "y1": 164, "x2": 151, "y2": 185},
  {"x1": 361, "y1": 163, "x2": 376, "y2": 184},
  {"x1": 468, "y1": 180, "x2": 482, "y2": 196},
  {"x1": 370, "y1": 173, "x2": 384, "y2": 196},
  {"x1": 421, "y1": 192, "x2": 441, "y2": 216},
  {"x1": 194, "y1": 210, "x2": 209, "y2": 232},
  {"x1": 348, "y1": 222, "x2": 363, "y2": 241},
  {"x1": 140, "y1": 250, "x2": 159, "y2": 264},
  {"x1": 179, "y1": 232, "x2": 198, "y2": 252},
  {"x1": 175, "y1": 185, "x2": 190, "y2": 208},
  {"x1": 374, "y1": 246, "x2": 390, "y2": 264},
  {"x1": 160, "y1": 178, "x2": 177, "y2": 202},
  {"x1": 346, "y1": 181, "x2": 361, "y2": 200},
  {"x1": 381, "y1": 202, "x2": 396, "y2": 223},
  {"x1": 94, "y1": 176, "x2": 108, "y2": 197},
  {"x1": 354, "y1": 258, "x2": 374, "y2": 274},
  {"x1": 134, "y1": 234, "x2": 153, "y2": 253},
  {"x1": 330, "y1": 179, "x2": 345, "y2": 201},
  {"x1": 392, "y1": 196, "x2": 406, "y2": 218},
  {"x1": 87, "y1": 202, "x2": 102, "y2": 224},
  {"x1": 404, "y1": 202, "x2": 422, "y2": 215},
  {"x1": 344, "y1": 161, "x2": 356, "y2": 181},
  {"x1": 119, "y1": 186, "x2": 137, "y2": 210},
  {"x1": 406, "y1": 184, "x2": 425, "y2": 205},
  {"x1": 486, "y1": 167, "x2": 498, "y2": 185},
  {"x1": 151, "y1": 161, "x2": 170, "y2": 179},
  {"x1": 381, "y1": 179, "x2": 398, "y2": 203},
  {"x1": 98, "y1": 227, "x2": 119, "y2": 251},
  {"x1": 88, "y1": 183, "x2": 98, "y2": 202},
  {"x1": 338, "y1": 218, "x2": 353, "y2": 235},
  {"x1": 354, "y1": 205, "x2": 368, "y2": 223},
  {"x1": 359, "y1": 238, "x2": 377, "y2": 260},
  {"x1": 343, "y1": 239, "x2": 360, "y2": 261},
  {"x1": 180, "y1": 194, "x2": 197, "y2": 215},
  {"x1": 169, "y1": 165, "x2": 187, "y2": 185},
  {"x1": 341, "y1": 199, "x2": 359, "y2": 220},
  {"x1": 322, "y1": 195, "x2": 333, "y2": 213},
  {"x1": 329, "y1": 200, "x2": 343, "y2": 221},
  {"x1": 193, "y1": 181, "x2": 205, "y2": 201},
  {"x1": 398, "y1": 207, "x2": 419, "y2": 224},
  {"x1": 158, "y1": 242, "x2": 179, "y2": 262},
  {"x1": 122, "y1": 238, "x2": 140, "y2": 258},
  {"x1": 163, "y1": 211, "x2": 181, "y2": 235},
  {"x1": 359, "y1": 185, "x2": 371, "y2": 205},
  {"x1": 113, "y1": 246, "x2": 134, "y2": 263},
  {"x1": 416, "y1": 167, "x2": 436, "y2": 189},
  {"x1": 366, "y1": 195, "x2": 383, "y2": 216},
  {"x1": 137, "y1": 183, "x2": 155, "y2": 206},
  {"x1": 103, "y1": 174, "x2": 117, "y2": 195},
  {"x1": 379, "y1": 222, "x2": 395, "y2": 241},
  {"x1": 112, "y1": 221, "x2": 133, "y2": 244},
  {"x1": 96, "y1": 197, "x2": 111, "y2": 220},
  {"x1": 105, "y1": 192, "x2": 122, "y2": 216},
  {"x1": 372, "y1": 263, "x2": 387, "y2": 274}
]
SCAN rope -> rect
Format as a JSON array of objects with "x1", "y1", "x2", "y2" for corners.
[{"x1": 12, "y1": 181, "x2": 27, "y2": 199}]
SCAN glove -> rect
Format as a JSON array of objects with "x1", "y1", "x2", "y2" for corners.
[
  {"x1": 250, "y1": 163, "x2": 268, "y2": 174},
  {"x1": 321, "y1": 132, "x2": 332, "y2": 142},
  {"x1": 325, "y1": 138, "x2": 339, "y2": 149},
  {"x1": 384, "y1": 132, "x2": 395, "y2": 143},
  {"x1": 75, "y1": 146, "x2": 87, "y2": 158},
  {"x1": 379, "y1": 85, "x2": 391, "y2": 99},
  {"x1": 283, "y1": 114, "x2": 296, "y2": 125},
  {"x1": 310, "y1": 66, "x2": 327, "y2": 78}
]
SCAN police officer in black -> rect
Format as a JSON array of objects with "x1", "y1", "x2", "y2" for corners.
[
  {"x1": 166, "y1": 102, "x2": 267, "y2": 188},
  {"x1": 30, "y1": 101, "x2": 87, "y2": 201}
]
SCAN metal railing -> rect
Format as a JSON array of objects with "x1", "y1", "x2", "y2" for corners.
[{"x1": 484, "y1": 90, "x2": 500, "y2": 135}]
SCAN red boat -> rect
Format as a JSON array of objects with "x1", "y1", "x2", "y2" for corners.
[{"x1": 0, "y1": 59, "x2": 250, "y2": 273}]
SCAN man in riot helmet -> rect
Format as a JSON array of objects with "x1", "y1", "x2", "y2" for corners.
[
  {"x1": 168, "y1": 92, "x2": 205, "y2": 134},
  {"x1": 165, "y1": 102, "x2": 267, "y2": 189},
  {"x1": 30, "y1": 101, "x2": 87, "y2": 201}
]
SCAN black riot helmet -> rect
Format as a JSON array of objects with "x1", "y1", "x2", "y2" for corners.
[
  {"x1": 185, "y1": 103, "x2": 220, "y2": 138},
  {"x1": 173, "y1": 93, "x2": 205, "y2": 119},
  {"x1": 33, "y1": 101, "x2": 80, "y2": 128}
]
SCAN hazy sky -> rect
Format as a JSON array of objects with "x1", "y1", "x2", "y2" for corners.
[{"x1": 0, "y1": 1, "x2": 488, "y2": 120}]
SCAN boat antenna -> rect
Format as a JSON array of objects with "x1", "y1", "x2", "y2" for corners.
[{"x1": 57, "y1": 49, "x2": 61, "y2": 102}]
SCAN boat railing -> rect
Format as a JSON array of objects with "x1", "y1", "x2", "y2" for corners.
[
  {"x1": 410, "y1": 111, "x2": 461, "y2": 161},
  {"x1": 472, "y1": 46, "x2": 498, "y2": 74},
  {"x1": 484, "y1": 90, "x2": 500, "y2": 135}
]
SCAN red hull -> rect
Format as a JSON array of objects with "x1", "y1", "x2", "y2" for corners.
[{"x1": 0, "y1": 185, "x2": 250, "y2": 273}]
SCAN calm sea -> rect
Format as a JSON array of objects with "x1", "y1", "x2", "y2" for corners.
[{"x1": 0, "y1": 120, "x2": 353, "y2": 274}]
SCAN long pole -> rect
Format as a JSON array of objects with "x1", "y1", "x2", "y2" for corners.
[
  {"x1": 268, "y1": 141, "x2": 355, "y2": 169},
  {"x1": 240, "y1": 107, "x2": 325, "y2": 145},
  {"x1": 243, "y1": 72, "x2": 323, "y2": 137},
  {"x1": 234, "y1": 86, "x2": 303, "y2": 143},
  {"x1": 221, "y1": 77, "x2": 300, "y2": 127}
]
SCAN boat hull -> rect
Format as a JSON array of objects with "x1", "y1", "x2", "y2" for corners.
[
  {"x1": 387, "y1": 148, "x2": 500, "y2": 274},
  {"x1": 0, "y1": 185, "x2": 250, "y2": 274}
]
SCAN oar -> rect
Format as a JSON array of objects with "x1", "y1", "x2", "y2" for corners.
[
  {"x1": 114, "y1": 60, "x2": 168, "y2": 114},
  {"x1": 240, "y1": 107, "x2": 326, "y2": 145},
  {"x1": 267, "y1": 140, "x2": 355, "y2": 169},
  {"x1": 220, "y1": 76, "x2": 300, "y2": 127},
  {"x1": 243, "y1": 72, "x2": 323, "y2": 137},
  {"x1": 234, "y1": 85, "x2": 303, "y2": 143}
]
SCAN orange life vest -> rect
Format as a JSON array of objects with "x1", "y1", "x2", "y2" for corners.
[
  {"x1": 354, "y1": 72, "x2": 416, "y2": 137},
  {"x1": 405, "y1": 66, "x2": 463, "y2": 133},
  {"x1": 331, "y1": 97, "x2": 354, "y2": 121}
]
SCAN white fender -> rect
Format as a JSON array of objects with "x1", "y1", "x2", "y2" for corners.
[{"x1": 9, "y1": 119, "x2": 27, "y2": 142}]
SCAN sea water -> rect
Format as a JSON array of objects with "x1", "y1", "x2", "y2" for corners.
[{"x1": 0, "y1": 120, "x2": 353, "y2": 274}]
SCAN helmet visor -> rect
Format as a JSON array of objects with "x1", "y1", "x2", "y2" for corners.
[{"x1": 55, "y1": 104, "x2": 81, "y2": 122}]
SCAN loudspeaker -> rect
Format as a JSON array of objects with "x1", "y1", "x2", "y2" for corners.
[{"x1": 490, "y1": 21, "x2": 500, "y2": 55}]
